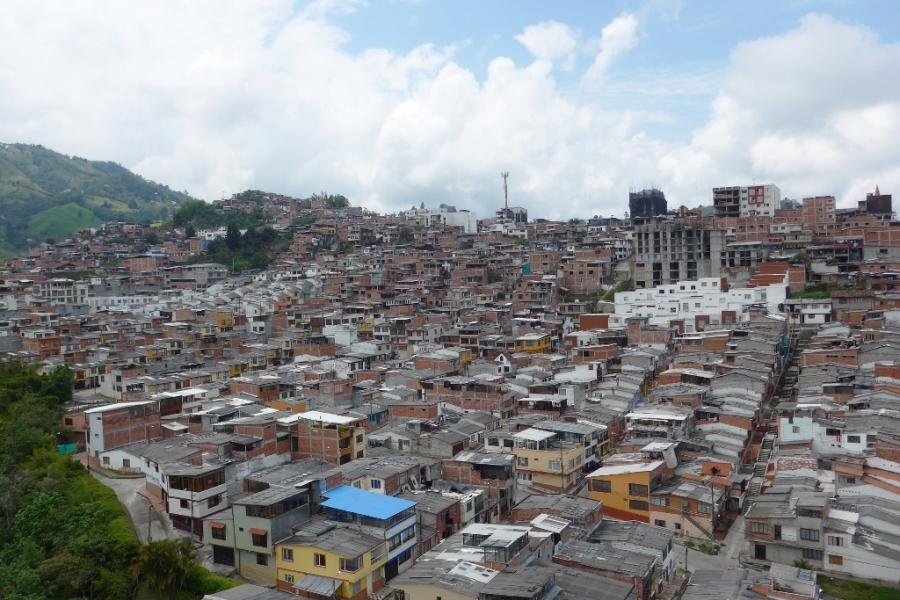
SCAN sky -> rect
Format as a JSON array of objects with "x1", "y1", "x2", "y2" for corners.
[{"x1": 2, "y1": 0, "x2": 900, "y2": 219}]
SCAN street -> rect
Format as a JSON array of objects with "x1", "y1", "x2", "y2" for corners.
[{"x1": 90, "y1": 469, "x2": 177, "y2": 543}]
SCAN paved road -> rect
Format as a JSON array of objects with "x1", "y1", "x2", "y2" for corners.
[
  {"x1": 90, "y1": 469, "x2": 176, "y2": 543},
  {"x1": 723, "y1": 513, "x2": 746, "y2": 561}
]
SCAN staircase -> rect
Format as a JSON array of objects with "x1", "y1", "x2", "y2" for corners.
[{"x1": 682, "y1": 509, "x2": 714, "y2": 540}]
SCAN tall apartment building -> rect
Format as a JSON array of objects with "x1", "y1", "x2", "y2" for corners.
[
  {"x1": 861, "y1": 186, "x2": 892, "y2": 215},
  {"x1": 802, "y1": 195, "x2": 836, "y2": 237},
  {"x1": 629, "y1": 188, "x2": 667, "y2": 220},
  {"x1": 713, "y1": 185, "x2": 780, "y2": 218},
  {"x1": 631, "y1": 220, "x2": 727, "y2": 288}
]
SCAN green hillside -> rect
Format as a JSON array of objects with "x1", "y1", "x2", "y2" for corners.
[{"x1": 0, "y1": 143, "x2": 193, "y2": 253}]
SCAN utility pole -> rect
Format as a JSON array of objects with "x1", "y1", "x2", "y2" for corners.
[
  {"x1": 147, "y1": 501, "x2": 152, "y2": 542},
  {"x1": 501, "y1": 172, "x2": 510, "y2": 210}
]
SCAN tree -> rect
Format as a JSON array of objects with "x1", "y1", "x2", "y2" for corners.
[
  {"x1": 133, "y1": 539, "x2": 196, "y2": 597},
  {"x1": 185, "y1": 224, "x2": 196, "y2": 238},
  {"x1": 225, "y1": 224, "x2": 241, "y2": 250}
]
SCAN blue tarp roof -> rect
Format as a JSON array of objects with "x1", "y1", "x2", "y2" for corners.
[{"x1": 321, "y1": 485, "x2": 415, "y2": 520}]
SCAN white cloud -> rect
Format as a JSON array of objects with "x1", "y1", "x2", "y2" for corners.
[
  {"x1": 584, "y1": 13, "x2": 641, "y2": 81},
  {"x1": 0, "y1": 4, "x2": 898, "y2": 218},
  {"x1": 670, "y1": 13, "x2": 900, "y2": 206},
  {"x1": 515, "y1": 21, "x2": 578, "y2": 70}
]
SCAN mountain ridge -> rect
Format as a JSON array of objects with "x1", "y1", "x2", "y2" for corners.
[{"x1": 0, "y1": 143, "x2": 193, "y2": 254}]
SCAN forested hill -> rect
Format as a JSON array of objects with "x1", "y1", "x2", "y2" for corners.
[{"x1": 0, "y1": 143, "x2": 192, "y2": 254}]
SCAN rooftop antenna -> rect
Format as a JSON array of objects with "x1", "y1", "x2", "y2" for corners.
[{"x1": 501, "y1": 172, "x2": 510, "y2": 209}]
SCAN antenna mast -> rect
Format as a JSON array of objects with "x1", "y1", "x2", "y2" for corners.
[{"x1": 500, "y1": 172, "x2": 509, "y2": 209}]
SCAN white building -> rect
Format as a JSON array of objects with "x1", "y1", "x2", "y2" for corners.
[
  {"x1": 401, "y1": 206, "x2": 477, "y2": 234},
  {"x1": 612, "y1": 277, "x2": 787, "y2": 332},
  {"x1": 741, "y1": 184, "x2": 781, "y2": 217}
]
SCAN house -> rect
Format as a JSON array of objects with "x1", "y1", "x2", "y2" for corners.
[
  {"x1": 274, "y1": 521, "x2": 389, "y2": 599},
  {"x1": 279, "y1": 411, "x2": 367, "y2": 465},
  {"x1": 587, "y1": 452, "x2": 675, "y2": 522},
  {"x1": 320, "y1": 485, "x2": 418, "y2": 580},
  {"x1": 205, "y1": 479, "x2": 322, "y2": 583},
  {"x1": 85, "y1": 400, "x2": 161, "y2": 466}
]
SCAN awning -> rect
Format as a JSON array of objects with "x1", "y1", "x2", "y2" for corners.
[
  {"x1": 294, "y1": 574, "x2": 341, "y2": 595},
  {"x1": 249, "y1": 528, "x2": 267, "y2": 536},
  {"x1": 210, "y1": 522, "x2": 226, "y2": 529}
]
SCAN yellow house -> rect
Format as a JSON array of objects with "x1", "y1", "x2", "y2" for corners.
[
  {"x1": 214, "y1": 310, "x2": 235, "y2": 332},
  {"x1": 275, "y1": 522, "x2": 388, "y2": 600},
  {"x1": 586, "y1": 454, "x2": 671, "y2": 522},
  {"x1": 514, "y1": 332, "x2": 552, "y2": 354},
  {"x1": 513, "y1": 428, "x2": 586, "y2": 491}
]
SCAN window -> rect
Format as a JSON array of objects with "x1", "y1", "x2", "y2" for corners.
[
  {"x1": 180, "y1": 499, "x2": 189, "y2": 509},
  {"x1": 548, "y1": 459, "x2": 562, "y2": 471},
  {"x1": 847, "y1": 435, "x2": 861, "y2": 444},
  {"x1": 629, "y1": 483, "x2": 649, "y2": 497},
  {"x1": 256, "y1": 553, "x2": 268, "y2": 566},
  {"x1": 651, "y1": 497, "x2": 669, "y2": 507},
  {"x1": 802, "y1": 549, "x2": 823, "y2": 560},
  {"x1": 655, "y1": 519, "x2": 666, "y2": 527},
  {"x1": 252, "y1": 532, "x2": 268, "y2": 547},
  {"x1": 750, "y1": 522, "x2": 768, "y2": 534},
  {"x1": 284, "y1": 574, "x2": 294, "y2": 583},
  {"x1": 828, "y1": 555, "x2": 843, "y2": 566},
  {"x1": 629, "y1": 500, "x2": 649, "y2": 511},
  {"x1": 826, "y1": 428, "x2": 841, "y2": 436},
  {"x1": 314, "y1": 553, "x2": 326, "y2": 567},
  {"x1": 211, "y1": 525, "x2": 226, "y2": 540},
  {"x1": 517, "y1": 457, "x2": 529, "y2": 467},
  {"x1": 828, "y1": 536, "x2": 844, "y2": 547},
  {"x1": 370, "y1": 479, "x2": 382, "y2": 489},
  {"x1": 102, "y1": 456, "x2": 110, "y2": 465},
  {"x1": 792, "y1": 426, "x2": 800, "y2": 433},
  {"x1": 340, "y1": 556, "x2": 361, "y2": 572},
  {"x1": 123, "y1": 458, "x2": 131, "y2": 468},
  {"x1": 282, "y1": 548, "x2": 294, "y2": 561},
  {"x1": 799, "y1": 528, "x2": 820, "y2": 542},
  {"x1": 697, "y1": 502, "x2": 712, "y2": 514},
  {"x1": 207, "y1": 495, "x2": 222, "y2": 509},
  {"x1": 371, "y1": 544, "x2": 386, "y2": 563},
  {"x1": 591, "y1": 479, "x2": 611, "y2": 493},
  {"x1": 845, "y1": 477, "x2": 856, "y2": 484}
]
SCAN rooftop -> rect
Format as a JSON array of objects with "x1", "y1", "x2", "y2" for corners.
[{"x1": 321, "y1": 485, "x2": 415, "y2": 520}]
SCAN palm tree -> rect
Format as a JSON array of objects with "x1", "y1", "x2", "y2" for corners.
[{"x1": 132, "y1": 539, "x2": 196, "y2": 596}]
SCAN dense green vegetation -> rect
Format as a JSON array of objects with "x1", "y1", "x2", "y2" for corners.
[
  {"x1": 791, "y1": 282, "x2": 853, "y2": 299},
  {"x1": 310, "y1": 192, "x2": 349, "y2": 209},
  {"x1": 0, "y1": 143, "x2": 191, "y2": 253},
  {"x1": 190, "y1": 224, "x2": 291, "y2": 272},
  {"x1": 820, "y1": 576, "x2": 900, "y2": 600},
  {"x1": 0, "y1": 362, "x2": 235, "y2": 600},
  {"x1": 172, "y1": 199, "x2": 265, "y2": 230},
  {"x1": 601, "y1": 279, "x2": 634, "y2": 302}
]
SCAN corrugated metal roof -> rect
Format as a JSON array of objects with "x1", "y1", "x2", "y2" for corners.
[{"x1": 322, "y1": 485, "x2": 415, "y2": 520}]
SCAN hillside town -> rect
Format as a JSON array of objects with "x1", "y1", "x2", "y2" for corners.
[{"x1": 4, "y1": 183, "x2": 900, "y2": 600}]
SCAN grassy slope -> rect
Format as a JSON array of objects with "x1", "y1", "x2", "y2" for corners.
[
  {"x1": 820, "y1": 576, "x2": 900, "y2": 600},
  {"x1": 29, "y1": 201, "x2": 102, "y2": 241}
]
